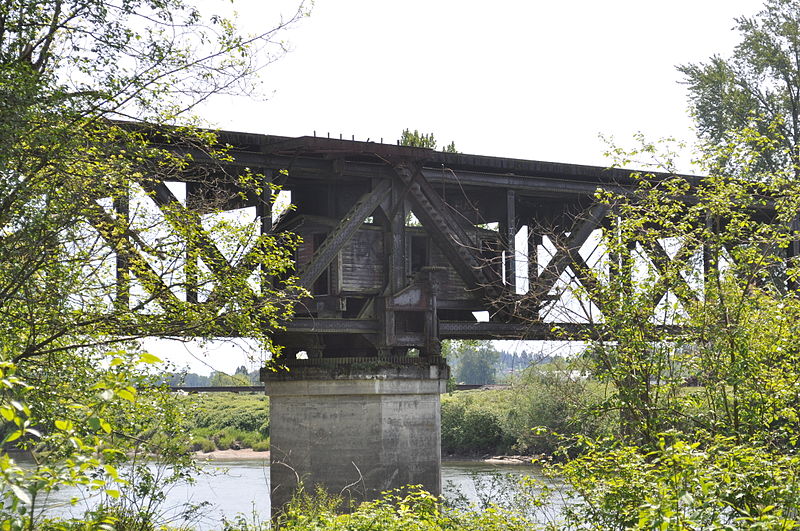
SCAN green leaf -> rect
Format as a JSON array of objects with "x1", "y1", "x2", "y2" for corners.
[
  {"x1": 10, "y1": 485, "x2": 31, "y2": 505},
  {"x1": 0, "y1": 406, "x2": 14, "y2": 421},
  {"x1": 116, "y1": 388, "x2": 135, "y2": 402},
  {"x1": 104, "y1": 464, "x2": 118, "y2": 479},
  {"x1": 105, "y1": 489, "x2": 120, "y2": 499},
  {"x1": 139, "y1": 353, "x2": 162, "y2": 364},
  {"x1": 55, "y1": 419, "x2": 74, "y2": 431}
]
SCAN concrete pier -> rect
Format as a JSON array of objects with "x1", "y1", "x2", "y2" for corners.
[{"x1": 263, "y1": 360, "x2": 448, "y2": 512}]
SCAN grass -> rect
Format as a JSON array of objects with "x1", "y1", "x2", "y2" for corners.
[{"x1": 185, "y1": 392, "x2": 270, "y2": 452}]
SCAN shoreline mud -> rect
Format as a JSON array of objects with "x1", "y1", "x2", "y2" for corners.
[{"x1": 192, "y1": 449, "x2": 536, "y2": 465}]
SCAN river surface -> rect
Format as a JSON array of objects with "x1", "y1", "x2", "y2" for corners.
[{"x1": 31, "y1": 459, "x2": 560, "y2": 530}]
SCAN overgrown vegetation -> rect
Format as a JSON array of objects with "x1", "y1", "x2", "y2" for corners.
[
  {"x1": 0, "y1": 0, "x2": 307, "y2": 528},
  {"x1": 270, "y1": 485, "x2": 540, "y2": 531},
  {"x1": 441, "y1": 363, "x2": 611, "y2": 457},
  {"x1": 187, "y1": 393, "x2": 270, "y2": 453}
]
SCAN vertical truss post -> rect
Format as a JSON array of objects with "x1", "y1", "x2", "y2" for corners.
[
  {"x1": 527, "y1": 223, "x2": 540, "y2": 292},
  {"x1": 527, "y1": 222, "x2": 541, "y2": 320},
  {"x1": 382, "y1": 176, "x2": 408, "y2": 356},
  {"x1": 114, "y1": 184, "x2": 130, "y2": 311},
  {"x1": 388, "y1": 184, "x2": 407, "y2": 294},
  {"x1": 504, "y1": 190, "x2": 516, "y2": 291},
  {"x1": 606, "y1": 216, "x2": 630, "y2": 301},
  {"x1": 185, "y1": 182, "x2": 199, "y2": 304}
]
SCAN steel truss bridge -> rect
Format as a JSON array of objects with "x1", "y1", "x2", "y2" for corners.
[{"x1": 95, "y1": 127, "x2": 775, "y2": 359}]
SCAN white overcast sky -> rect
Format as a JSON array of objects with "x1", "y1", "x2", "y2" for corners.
[
  {"x1": 155, "y1": 0, "x2": 766, "y2": 376},
  {"x1": 202, "y1": 0, "x2": 763, "y2": 167}
]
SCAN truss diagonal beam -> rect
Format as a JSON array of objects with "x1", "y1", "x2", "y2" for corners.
[
  {"x1": 298, "y1": 179, "x2": 392, "y2": 289},
  {"x1": 396, "y1": 164, "x2": 493, "y2": 293},
  {"x1": 142, "y1": 181, "x2": 234, "y2": 276},
  {"x1": 85, "y1": 202, "x2": 184, "y2": 310},
  {"x1": 141, "y1": 180, "x2": 260, "y2": 301},
  {"x1": 562, "y1": 241, "x2": 606, "y2": 314},
  {"x1": 535, "y1": 203, "x2": 610, "y2": 298},
  {"x1": 640, "y1": 239, "x2": 700, "y2": 308}
]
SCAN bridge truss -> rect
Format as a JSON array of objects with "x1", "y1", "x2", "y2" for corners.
[{"x1": 90, "y1": 128, "x2": 790, "y2": 360}]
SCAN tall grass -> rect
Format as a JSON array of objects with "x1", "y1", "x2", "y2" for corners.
[{"x1": 185, "y1": 393, "x2": 270, "y2": 452}]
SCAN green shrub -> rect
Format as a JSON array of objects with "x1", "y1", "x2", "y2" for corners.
[
  {"x1": 555, "y1": 435, "x2": 800, "y2": 529},
  {"x1": 440, "y1": 367, "x2": 610, "y2": 457},
  {"x1": 188, "y1": 425, "x2": 271, "y2": 451},
  {"x1": 191, "y1": 437, "x2": 216, "y2": 453},
  {"x1": 504, "y1": 366, "x2": 612, "y2": 455},
  {"x1": 215, "y1": 432, "x2": 235, "y2": 450},
  {"x1": 189, "y1": 393, "x2": 270, "y2": 436},
  {"x1": 276, "y1": 486, "x2": 537, "y2": 530},
  {"x1": 441, "y1": 395, "x2": 512, "y2": 455},
  {"x1": 252, "y1": 439, "x2": 270, "y2": 452},
  {"x1": 184, "y1": 393, "x2": 272, "y2": 451}
]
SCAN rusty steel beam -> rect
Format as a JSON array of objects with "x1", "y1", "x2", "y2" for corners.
[
  {"x1": 439, "y1": 321, "x2": 600, "y2": 340},
  {"x1": 640, "y1": 239, "x2": 700, "y2": 309},
  {"x1": 281, "y1": 318, "x2": 379, "y2": 334}
]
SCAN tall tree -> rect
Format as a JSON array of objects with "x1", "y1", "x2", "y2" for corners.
[
  {"x1": 0, "y1": 0, "x2": 308, "y2": 526},
  {"x1": 679, "y1": 0, "x2": 800, "y2": 175},
  {"x1": 400, "y1": 128, "x2": 457, "y2": 152},
  {"x1": 455, "y1": 344, "x2": 500, "y2": 385}
]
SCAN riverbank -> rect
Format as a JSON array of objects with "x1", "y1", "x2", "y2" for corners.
[
  {"x1": 192, "y1": 448, "x2": 536, "y2": 465},
  {"x1": 186, "y1": 379, "x2": 602, "y2": 459},
  {"x1": 193, "y1": 448, "x2": 270, "y2": 460},
  {"x1": 479, "y1": 455, "x2": 536, "y2": 466}
]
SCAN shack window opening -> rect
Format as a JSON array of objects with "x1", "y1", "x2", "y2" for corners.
[{"x1": 410, "y1": 236, "x2": 428, "y2": 273}]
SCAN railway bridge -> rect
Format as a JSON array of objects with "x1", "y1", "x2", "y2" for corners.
[{"x1": 109, "y1": 128, "x2": 733, "y2": 511}]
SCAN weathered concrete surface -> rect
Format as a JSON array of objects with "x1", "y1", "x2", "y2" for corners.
[{"x1": 265, "y1": 364, "x2": 448, "y2": 512}]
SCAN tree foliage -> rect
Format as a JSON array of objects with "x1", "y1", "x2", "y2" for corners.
[
  {"x1": 0, "y1": 0, "x2": 308, "y2": 527},
  {"x1": 543, "y1": 2, "x2": 800, "y2": 519},
  {"x1": 400, "y1": 129, "x2": 457, "y2": 153},
  {"x1": 448, "y1": 342, "x2": 500, "y2": 385},
  {"x1": 679, "y1": 0, "x2": 800, "y2": 174},
  {"x1": 545, "y1": 125, "x2": 800, "y2": 527}
]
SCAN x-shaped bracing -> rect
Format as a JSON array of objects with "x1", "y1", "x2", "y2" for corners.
[{"x1": 87, "y1": 179, "x2": 270, "y2": 313}]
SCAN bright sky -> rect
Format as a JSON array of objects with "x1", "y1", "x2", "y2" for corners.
[
  {"x1": 204, "y1": 0, "x2": 763, "y2": 166},
  {"x1": 154, "y1": 0, "x2": 766, "y2": 376}
]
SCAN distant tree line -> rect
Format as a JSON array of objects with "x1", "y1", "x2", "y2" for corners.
[
  {"x1": 444, "y1": 340, "x2": 565, "y2": 385},
  {"x1": 166, "y1": 366, "x2": 260, "y2": 387}
]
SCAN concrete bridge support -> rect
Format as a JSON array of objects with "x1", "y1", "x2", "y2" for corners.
[{"x1": 264, "y1": 361, "x2": 448, "y2": 512}]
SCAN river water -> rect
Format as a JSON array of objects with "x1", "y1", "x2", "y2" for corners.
[{"x1": 32, "y1": 459, "x2": 558, "y2": 529}]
